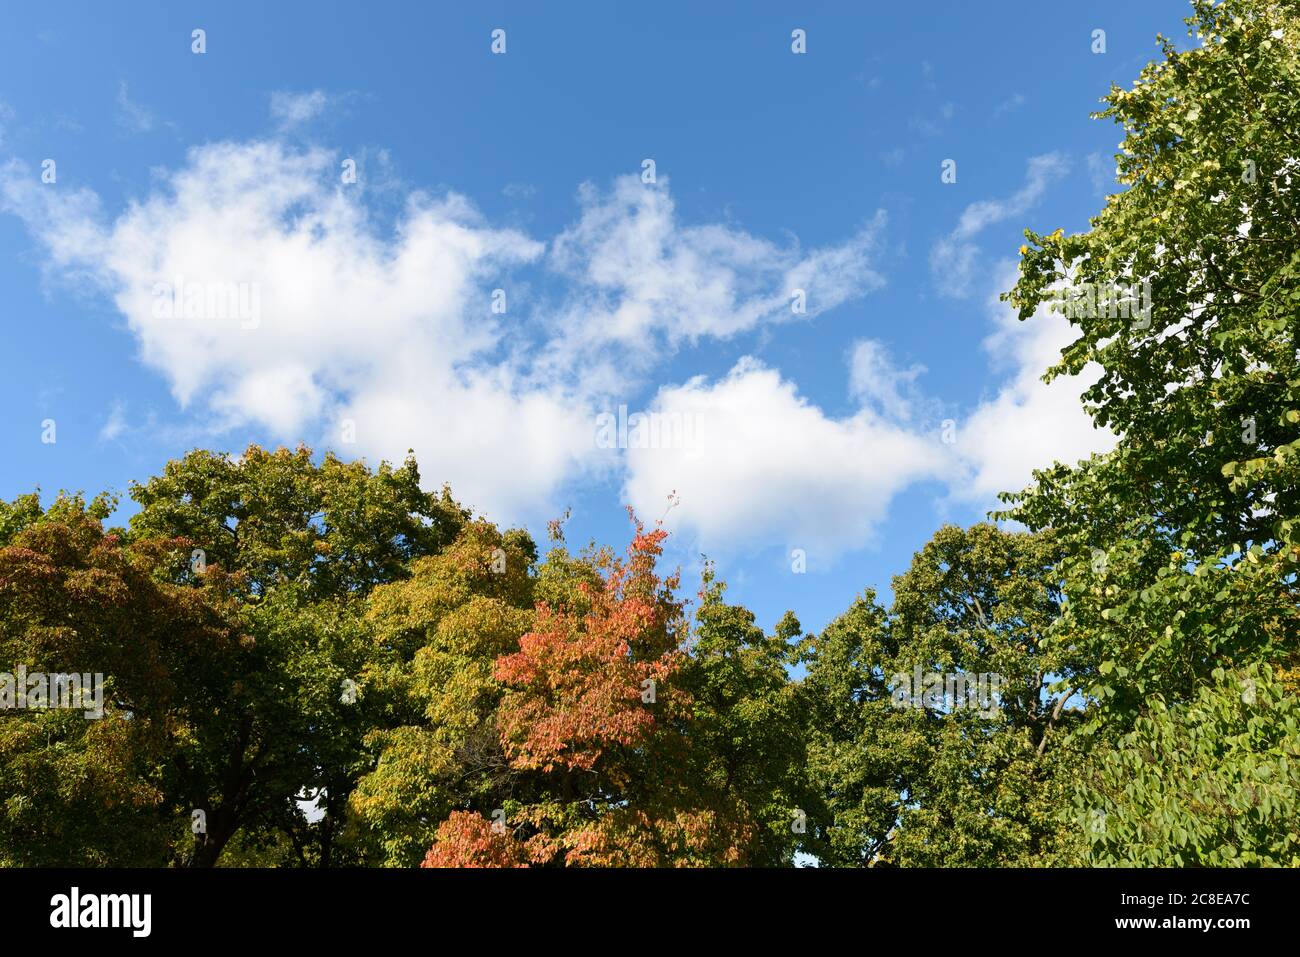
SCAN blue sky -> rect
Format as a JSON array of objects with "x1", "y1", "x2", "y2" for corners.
[{"x1": 0, "y1": 1, "x2": 1193, "y2": 636}]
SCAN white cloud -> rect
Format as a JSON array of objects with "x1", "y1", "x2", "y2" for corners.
[
  {"x1": 343, "y1": 368, "x2": 600, "y2": 519},
  {"x1": 0, "y1": 158, "x2": 109, "y2": 277},
  {"x1": 269, "y1": 90, "x2": 342, "y2": 130},
  {"x1": 848, "y1": 339, "x2": 927, "y2": 423},
  {"x1": 910, "y1": 101, "x2": 957, "y2": 137},
  {"x1": 1, "y1": 142, "x2": 571, "y2": 517},
  {"x1": 622, "y1": 357, "x2": 948, "y2": 559},
  {"x1": 617, "y1": 255, "x2": 1114, "y2": 556},
  {"x1": 115, "y1": 81, "x2": 156, "y2": 134},
  {"x1": 993, "y1": 93, "x2": 1026, "y2": 118},
  {"x1": 930, "y1": 152, "x2": 1069, "y2": 298},
  {"x1": 946, "y1": 262, "x2": 1116, "y2": 502},
  {"x1": 99, "y1": 400, "x2": 128, "y2": 442},
  {"x1": 1087, "y1": 151, "x2": 1114, "y2": 198},
  {"x1": 0, "y1": 141, "x2": 886, "y2": 525},
  {"x1": 544, "y1": 175, "x2": 886, "y2": 372}
]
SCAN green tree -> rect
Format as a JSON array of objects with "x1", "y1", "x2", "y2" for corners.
[
  {"x1": 801, "y1": 525, "x2": 1084, "y2": 867},
  {"x1": 1082, "y1": 662, "x2": 1300, "y2": 865},
  {"x1": 799, "y1": 590, "x2": 905, "y2": 867},
  {"x1": 0, "y1": 497, "x2": 240, "y2": 866},
  {"x1": 348, "y1": 519, "x2": 537, "y2": 866},
  {"x1": 1003, "y1": 0, "x2": 1300, "y2": 863},
  {"x1": 125, "y1": 444, "x2": 466, "y2": 866},
  {"x1": 884, "y1": 525, "x2": 1083, "y2": 867},
  {"x1": 671, "y1": 569, "x2": 809, "y2": 866}
]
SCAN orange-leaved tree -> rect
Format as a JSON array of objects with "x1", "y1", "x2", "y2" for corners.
[{"x1": 425, "y1": 513, "x2": 699, "y2": 866}]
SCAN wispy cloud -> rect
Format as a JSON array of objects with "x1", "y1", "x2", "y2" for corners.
[
  {"x1": 542, "y1": 175, "x2": 886, "y2": 379},
  {"x1": 993, "y1": 92, "x2": 1026, "y2": 118},
  {"x1": 909, "y1": 101, "x2": 957, "y2": 138},
  {"x1": 99, "y1": 399, "x2": 128, "y2": 442},
  {"x1": 921, "y1": 59, "x2": 937, "y2": 91},
  {"x1": 1087, "y1": 151, "x2": 1115, "y2": 198},
  {"x1": 269, "y1": 90, "x2": 336, "y2": 130},
  {"x1": 930, "y1": 152, "x2": 1070, "y2": 298},
  {"x1": 848, "y1": 339, "x2": 929, "y2": 423},
  {"x1": 115, "y1": 81, "x2": 155, "y2": 134}
]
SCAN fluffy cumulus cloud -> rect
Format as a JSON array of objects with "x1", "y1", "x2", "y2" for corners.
[
  {"x1": 621, "y1": 357, "x2": 948, "y2": 558},
  {"x1": 615, "y1": 267, "x2": 1115, "y2": 557},
  {"x1": 341, "y1": 368, "x2": 602, "y2": 520},
  {"x1": 29, "y1": 143, "x2": 539, "y2": 413},
  {"x1": 0, "y1": 141, "x2": 887, "y2": 523}
]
